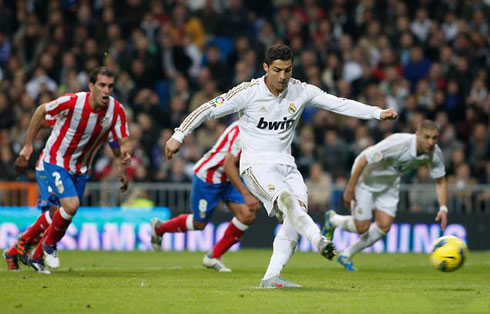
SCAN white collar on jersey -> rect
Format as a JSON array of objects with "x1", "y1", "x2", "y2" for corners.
[{"x1": 261, "y1": 75, "x2": 289, "y2": 98}]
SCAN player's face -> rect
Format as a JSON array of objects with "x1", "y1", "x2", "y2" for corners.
[
  {"x1": 263, "y1": 59, "x2": 293, "y2": 94},
  {"x1": 89, "y1": 74, "x2": 114, "y2": 107},
  {"x1": 417, "y1": 128, "x2": 439, "y2": 154}
]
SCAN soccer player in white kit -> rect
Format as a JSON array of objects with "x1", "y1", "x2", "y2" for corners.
[
  {"x1": 322, "y1": 120, "x2": 448, "y2": 271},
  {"x1": 165, "y1": 44, "x2": 398, "y2": 287}
]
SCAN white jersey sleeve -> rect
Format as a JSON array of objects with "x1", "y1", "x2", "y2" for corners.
[
  {"x1": 306, "y1": 84, "x2": 382, "y2": 120},
  {"x1": 363, "y1": 134, "x2": 409, "y2": 164},
  {"x1": 429, "y1": 145, "x2": 446, "y2": 179},
  {"x1": 172, "y1": 82, "x2": 250, "y2": 142}
]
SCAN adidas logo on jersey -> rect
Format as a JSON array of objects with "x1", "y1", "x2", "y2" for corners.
[{"x1": 257, "y1": 117, "x2": 295, "y2": 130}]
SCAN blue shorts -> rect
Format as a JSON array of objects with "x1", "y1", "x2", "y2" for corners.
[
  {"x1": 43, "y1": 161, "x2": 89, "y2": 200},
  {"x1": 191, "y1": 175, "x2": 245, "y2": 223},
  {"x1": 36, "y1": 170, "x2": 61, "y2": 211}
]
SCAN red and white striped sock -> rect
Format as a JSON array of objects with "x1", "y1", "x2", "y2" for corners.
[
  {"x1": 43, "y1": 208, "x2": 72, "y2": 246},
  {"x1": 20, "y1": 211, "x2": 52, "y2": 243},
  {"x1": 155, "y1": 214, "x2": 193, "y2": 235},
  {"x1": 212, "y1": 217, "x2": 248, "y2": 259}
]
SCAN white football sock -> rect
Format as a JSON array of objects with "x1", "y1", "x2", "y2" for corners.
[
  {"x1": 277, "y1": 191, "x2": 322, "y2": 248},
  {"x1": 330, "y1": 214, "x2": 357, "y2": 233},
  {"x1": 263, "y1": 218, "x2": 298, "y2": 280},
  {"x1": 343, "y1": 223, "x2": 386, "y2": 258}
]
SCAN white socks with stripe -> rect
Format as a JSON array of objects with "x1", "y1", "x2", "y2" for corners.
[
  {"x1": 186, "y1": 214, "x2": 195, "y2": 231},
  {"x1": 59, "y1": 207, "x2": 73, "y2": 221},
  {"x1": 343, "y1": 223, "x2": 386, "y2": 258},
  {"x1": 263, "y1": 217, "x2": 298, "y2": 280},
  {"x1": 330, "y1": 214, "x2": 357, "y2": 233}
]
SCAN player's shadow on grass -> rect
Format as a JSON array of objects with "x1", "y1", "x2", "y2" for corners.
[{"x1": 249, "y1": 287, "x2": 346, "y2": 293}]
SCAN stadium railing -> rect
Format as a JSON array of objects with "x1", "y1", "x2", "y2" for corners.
[{"x1": 1, "y1": 182, "x2": 488, "y2": 214}]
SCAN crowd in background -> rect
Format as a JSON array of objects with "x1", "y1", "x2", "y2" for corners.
[{"x1": 0, "y1": 0, "x2": 488, "y2": 212}]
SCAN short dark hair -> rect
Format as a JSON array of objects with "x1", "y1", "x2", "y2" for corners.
[
  {"x1": 265, "y1": 44, "x2": 293, "y2": 65},
  {"x1": 418, "y1": 120, "x2": 440, "y2": 133},
  {"x1": 89, "y1": 66, "x2": 115, "y2": 84}
]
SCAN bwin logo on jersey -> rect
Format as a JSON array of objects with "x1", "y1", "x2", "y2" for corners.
[{"x1": 257, "y1": 117, "x2": 295, "y2": 130}]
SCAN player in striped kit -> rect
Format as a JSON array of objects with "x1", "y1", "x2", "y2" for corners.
[
  {"x1": 165, "y1": 44, "x2": 397, "y2": 287},
  {"x1": 150, "y1": 121, "x2": 261, "y2": 272},
  {"x1": 12, "y1": 67, "x2": 131, "y2": 274},
  {"x1": 4, "y1": 139, "x2": 127, "y2": 271}
]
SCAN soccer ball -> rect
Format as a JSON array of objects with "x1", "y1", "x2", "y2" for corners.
[{"x1": 430, "y1": 236, "x2": 468, "y2": 272}]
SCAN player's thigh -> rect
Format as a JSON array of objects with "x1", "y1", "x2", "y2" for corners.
[
  {"x1": 373, "y1": 187, "x2": 398, "y2": 231},
  {"x1": 72, "y1": 173, "x2": 89, "y2": 200},
  {"x1": 223, "y1": 184, "x2": 254, "y2": 218},
  {"x1": 353, "y1": 185, "x2": 375, "y2": 221},
  {"x1": 43, "y1": 162, "x2": 80, "y2": 201},
  {"x1": 285, "y1": 167, "x2": 308, "y2": 210},
  {"x1": 190, "y1": 176, "x2": 220, "y2": 223},
  {"x1": 242, "y1": 164, "x2": 289, "y2": 217},
  {"x1": 36, "y1": 170, "x2": 60, "y2": 211},
  {"x1": 374, "y1": 210, "x2": 395, "y2": 233}
]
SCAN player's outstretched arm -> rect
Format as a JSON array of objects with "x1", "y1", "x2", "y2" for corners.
[
  {"x1": 14, "y1": 104, "x2": 48, "y2": 173},
  {"x1": 344, "y1": 154, "x2": 368, "y2": 210},
  {"x1": 224, "y1": 152, "x2": 261, "y2": 211},
  {"x1": 434, "y1": 176, "x2": 448, "y2": 230},
  {"x1": 168, "y1": 88, "x2": 246, "y2": 159},
  {"x1": 308, "y1": 85, "x2": 398, "y2": 121}
]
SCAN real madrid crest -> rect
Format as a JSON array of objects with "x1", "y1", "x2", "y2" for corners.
[
  {"x1": 288, "y1": 103, "x2": 296, "y2": 114},
  {"x1": 267, "y1": 184, "x2": 275, "y2": 193}
]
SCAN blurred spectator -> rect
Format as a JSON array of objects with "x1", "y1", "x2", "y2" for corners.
[
  {"x1": 165, "y1": 159, "x2": 192, "y2": 183},
  {"x1": 0, "y1": 0, "x2": 486, "y2": 211},
  {"x1": 305, "y1": 162, "x2": 332, "y2": 212},
  {"x1": 0, "y1": 144, "x2": 16, "y2": 180},
  {"x1": 122, "y1": 188, "x2": 155, "y2": 210},
  {"x1": 409, "y1": 166, "x2": 437, "y2": 213}
]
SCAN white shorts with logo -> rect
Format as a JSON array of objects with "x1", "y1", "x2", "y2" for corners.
[
  {"x1": 242, "y1": 164, "x2": 308, "y2": 217},
  {"x1": 353, "y1": 184, "x2": 399, "y2": 220}
]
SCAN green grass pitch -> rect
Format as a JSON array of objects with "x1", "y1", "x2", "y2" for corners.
[{"x1": 1, "y1": 250, "x2": 488, "y2": 313}]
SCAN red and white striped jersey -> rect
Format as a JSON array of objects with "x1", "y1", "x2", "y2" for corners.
[
  {"x1": 193, "y1": 121, "x2": 241, "y2": 184},
  {"x1": 41, "y1": 92, "x2": 129, "y2": 175}
]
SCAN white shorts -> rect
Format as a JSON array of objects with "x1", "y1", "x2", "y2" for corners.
[
  {"x1": 242, "y1": 164, "x2": 308, "y2": 217},
  {"x1": 352, "y1": 184, "x2": 399, "y2": 220}
]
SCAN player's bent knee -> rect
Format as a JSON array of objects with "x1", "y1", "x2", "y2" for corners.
[
  {"x1": 277, "y1": 191, "x2": 295, "y2": 214},
  {"x1": 240, "y1": 213, "x2": 256, "y2": 225},
  {"x1": 377, "y1": 224, "x2": 391, "y2": 233},
  {"x1": 62, "y1": 199, "x2": 80, "y2": 215},
  {"x1": 193, "y1": 221, "x2": 207, "y2": 230},
  {"x1": 355, "y1": 221, "x2": 371, "y2": 234},
  {"x1": 48, "y1": 205, "x2": 59, "y2": 218}
]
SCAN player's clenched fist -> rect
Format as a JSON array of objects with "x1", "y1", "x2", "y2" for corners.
[
  {"x1": 14, "y1": 155, "x2": 29, "y2": 174},
  {"x1": 380, "y1": 109, "x2": 398, "y2": 120},
  {"x1": 165, "y1": 137, "x2": 182, "y2": 160}
]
